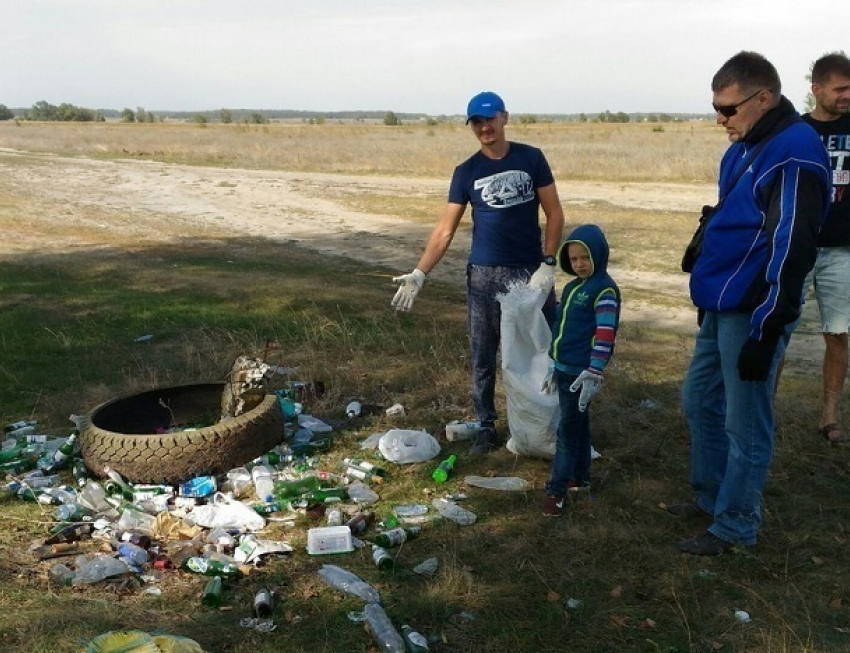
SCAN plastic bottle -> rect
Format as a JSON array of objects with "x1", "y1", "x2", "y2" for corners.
[
  {"x1": 372, "y1": 526, "x2": 421, "y2": 549},
  {"x1": 346, "y1": 480, "x2": 379, "y2": 506},
  {"x1": 78, "y1": 480, "x2": 115, "y2": 514},
  {"x1": 201, "y1": 576, "x2": 223, "y2": 607},
  {"x1": 179, "y1": 476, "x2": 216, "y2": 498},
  {"x1": 363, "y1": 603, "x2": 405, "y2": 652},
  {"x1": 251, "y1": 465, "x2": 275, "y2": 503},
  {"x1": 71, "y1": 555, "x2": 129, "y2": 586},
  {"x1": 55, "y1": 502, "x2": 96, "y2": 522},
  {"x1": 372, "y1": 544, "x2": 395, "y2": 571},
  {"x1": 393, "y1": 504, "x2": 429, "y2": 518},
  {"x1": 464, "y1": 475, "x2": 532, "y2": 491},
  {"x1": 432, "y1": 498, "x2": 476, "y2": 525},
  {"x1": 444, "y1": 420, "x2": 481, "y2": 442},
  {"x1": 48, "y1": 563, "x2": 74, "y2": 586},
  {"x1": 317, "y1": 564, "x2": 382, "y2": 604},
  {"x1": 431, "y1": 454, "x2": 457, "y2": 483},
  {"x1": 326, "y1": 507, "x2": 343, "y2": 527},
  {"x1": 225, "y1": 467, "x2": 253, "y2": 498},
  {"x1": 117, "y1": 542, "x2": 150, "y2": 566},
  {"x1": 253, "y1": 588, "x2": 274, "y2": 617},
  {"x1": 345, "y1": 401, "x2": 362, "y2": 419},
  {"x1": 4, "y1": 419, "x2": 37, "y2": 433},
  {"x1": 401, "y1": 624, "x2": 430, "y2": 652},
  {"x1": 116, "y1": 505, "x2": 156, "y2": 535}
]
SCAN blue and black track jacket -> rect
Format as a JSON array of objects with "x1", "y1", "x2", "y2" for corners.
[{"x1": 690, "y1": 96, "x2": 832, "y2": 341}]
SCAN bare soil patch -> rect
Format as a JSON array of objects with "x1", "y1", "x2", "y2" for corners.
[{"x1": 0, "y1": 150, "x2": 822, "y2": 370}]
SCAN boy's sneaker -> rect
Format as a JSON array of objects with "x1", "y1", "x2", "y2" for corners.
[
  {"x1": 542, "y1": 495, "x2": 565, "y2": 517},
  {"x1": 567, "y1": 480, "x2": 591, "y2": 492},
  {"x1": 468, "y1": 425, "x2": 498, "y2": 455}
]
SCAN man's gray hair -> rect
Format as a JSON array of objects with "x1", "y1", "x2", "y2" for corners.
[{"x1": 712, "y1": 51, "x2": 781, "y2": 97}]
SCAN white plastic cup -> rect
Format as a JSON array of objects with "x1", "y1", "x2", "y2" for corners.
[{"x1": 445, "y1": 420, "x2": 481, "y2": 442}]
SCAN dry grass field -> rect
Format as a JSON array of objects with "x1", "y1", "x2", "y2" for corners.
[{"x1": 0, "y1": 120, "x2": 844, "y2": 653}]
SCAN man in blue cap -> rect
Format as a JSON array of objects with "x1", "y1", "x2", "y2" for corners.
[{"x1": 391, "y1": 91, "x2": 565, "y2": 454}]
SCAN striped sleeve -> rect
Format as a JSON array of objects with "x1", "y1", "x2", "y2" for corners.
[{"x1": 588, "y1": 288, "x2": 620, "y2": 374}]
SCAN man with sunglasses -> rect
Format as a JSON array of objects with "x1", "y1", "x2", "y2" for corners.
[
  {"x1": 391, "y1": 91, "x2": 565, "y2": 455},
  {"x1": 673, "y1": 52, "x2": 831, "y2": 555}
]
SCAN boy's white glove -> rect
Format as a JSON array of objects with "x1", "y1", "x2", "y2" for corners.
[
  {"x1": 569, "y1": 369, "x2": 603, "y2": 412},
  {"x1": 541, "y1": 368, "x2": 557, "y2": 394},
  {"x1": 391, "y1": 268, "x2": 426, "y2": 312},
  {"x1": 528, "y1": 263, "x2": 555, "y2": 291}
]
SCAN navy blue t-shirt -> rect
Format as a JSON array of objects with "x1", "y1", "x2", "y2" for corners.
[{"x1": 448, "y1": 141, "x2": 555, "y2": 266}]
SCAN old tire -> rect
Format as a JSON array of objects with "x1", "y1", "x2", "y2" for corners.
[{"x1": 79, "y1": 382, "x2": 284, "y2": 484}]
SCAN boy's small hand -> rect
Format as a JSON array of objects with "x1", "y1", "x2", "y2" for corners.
[{"x1": 569, "y1": 369, "x2": 603, "y2": 412}]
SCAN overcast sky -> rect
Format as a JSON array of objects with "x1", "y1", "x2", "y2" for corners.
[{"x1": 2, "y1": 1, "x2": 847, "y2": 115}]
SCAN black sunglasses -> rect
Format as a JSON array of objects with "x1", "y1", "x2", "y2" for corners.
[{"x1": 712, "y1": 89, "x2": 764, "y2": 118}]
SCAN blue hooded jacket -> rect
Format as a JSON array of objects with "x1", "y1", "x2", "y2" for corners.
[{"x1": 549, "y1": 224, "x2": 621, "y2": 375}]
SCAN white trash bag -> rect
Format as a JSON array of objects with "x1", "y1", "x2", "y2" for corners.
[
  {"x1": 497, "y1": 282, "x2": 559, "y2": 459},
  {"x1": 378, "y1": 429, "x2": 440, "y2": 464}
]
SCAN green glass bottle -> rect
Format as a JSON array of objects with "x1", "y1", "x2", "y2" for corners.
[
  {"x1": 272, "y1": 475, "x2": 320, "y2": 499},
  {"x1": 201, "y1": 575, "x2": 223, "y2": 607},
  {"x1": 372, "y1": 526, "x2": 421, "y2": 549},
  {"x1": 372, "y1": 544, "x2": 395, "y2": 571},
  {"x1": 302, "y1": 486, "x2": 347, "y2": 503},
  {"x1": 184, "y1": 556, "x2": 241, "y2": 578},
  {"x1": 431, "y1": 454, "x2": 457, "y2": 483},
  {"x1": 71, "y1": 459, "x2": 90, "y2": 488}
]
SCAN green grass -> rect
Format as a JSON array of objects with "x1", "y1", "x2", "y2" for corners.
[{"x1": 2, "y1": 235, "x2": 850, "y2": 652}]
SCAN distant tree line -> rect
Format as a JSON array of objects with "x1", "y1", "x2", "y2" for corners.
[
  {"x1": 0, "y1": 101, "x2": 704, "y2": 125},
  {"x1": 10, "y1": 100, "x2": 105, "y2": 122}
]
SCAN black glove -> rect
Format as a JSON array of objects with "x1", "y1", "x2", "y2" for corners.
[{"x1": 737, "y1": 334, "x2": 780, "y2": 382}]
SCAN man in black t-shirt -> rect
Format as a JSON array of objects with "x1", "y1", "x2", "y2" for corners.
[{"x1": 803, "y1": 53, "x2": 850, "y2": 443}]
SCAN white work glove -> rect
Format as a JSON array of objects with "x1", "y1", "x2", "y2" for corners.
[
  {"x1": 391, "y1": 268, "x2": 426, "y2": 312},
  {"x1": 569, "y1": 369, "x2": 603, "y2": 412},
  {"x1": 541, "y1": 368, "x2": 557, "y2": 394},
  {"x1": 528, "y1": 262, "x2": 556, "y2": 291}
]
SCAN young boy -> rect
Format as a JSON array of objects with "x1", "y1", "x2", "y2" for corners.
[{"x1": 542, "y1": 224, "x2": 620, "y2": 517}]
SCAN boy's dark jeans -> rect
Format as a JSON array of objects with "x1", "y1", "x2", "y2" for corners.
[{"x1": 545, "y1": 370, "x2": 591, "y2": 497}]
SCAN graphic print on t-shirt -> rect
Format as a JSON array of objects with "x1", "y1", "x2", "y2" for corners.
[
  {"x1": 823, "y1": 132, "x2": 849, "y2": 204},
  {"x1": 474, "y1": 170, "x2": 535, "y2": 208}
]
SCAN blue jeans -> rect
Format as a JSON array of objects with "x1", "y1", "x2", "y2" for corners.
[
  {"x1": 545, "y1": 370, "x2": 591, "y2": 497},
  {"x1": 467, "y1": 264, "x2": 556, "y2": 425},
  {"x1": 681, "y1": 311, "x2": 790, "y2": 545}
]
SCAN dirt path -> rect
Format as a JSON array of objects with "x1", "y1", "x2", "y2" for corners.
[{"x1": 0, "y1": 150, "x2": 822, "y2": 369}]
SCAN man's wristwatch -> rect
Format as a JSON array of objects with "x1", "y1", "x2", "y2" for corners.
[{"x1": 543, "y1": 255, "x2": 556, "y2": 266}]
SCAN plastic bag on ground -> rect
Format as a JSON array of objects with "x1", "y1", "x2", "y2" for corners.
[
  {"x1": 297, "y1": 414, "x2": 333, "y2": 433},
  {"x1": 318, "y1": 564, "x2": 382, "y2": 604},
  {"x1": 497, "y1": 282, "x2": 559, "y2": 459},
  {"x1": 378, "y1": 429, "x2": 440, "y2": 464},
  {"x1": 185, "y1": 492, "x2": 266, "y2": 532},
  {"x1": 464, "y1": 475, "x2": 531, "y2": 491}
]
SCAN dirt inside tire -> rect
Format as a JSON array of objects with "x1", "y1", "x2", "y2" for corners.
[{"x1": 79, "y1": 383, "x2": 285, "y2": 484}]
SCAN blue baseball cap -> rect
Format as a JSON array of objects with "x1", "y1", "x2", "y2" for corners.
[{"x1": 466, "y1": 91, "x2": 506, "y2": 123}]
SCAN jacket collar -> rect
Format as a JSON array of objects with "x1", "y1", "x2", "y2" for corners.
[{"x1": 743, "y1": 95, "x2": 800, "y2": 144}]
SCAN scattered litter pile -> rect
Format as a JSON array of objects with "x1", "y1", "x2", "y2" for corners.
[{"x1": 2, "y1": 373, "x2": 535, "y2": 652}]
